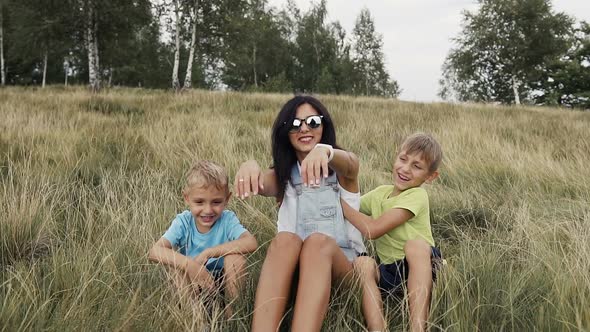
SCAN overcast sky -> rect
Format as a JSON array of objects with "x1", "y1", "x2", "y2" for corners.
[{"x1": 267, "y1": 0, "x2": 590, "y2": 102}]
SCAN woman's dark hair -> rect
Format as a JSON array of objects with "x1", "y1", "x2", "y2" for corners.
[{"x1": 271, "y1": 95, "x2": 340, "y2": 199}]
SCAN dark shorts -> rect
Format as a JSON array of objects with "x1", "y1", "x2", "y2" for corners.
[
  {"x1": 206, "y1": 260, "x2": 226, "y2": 292},
  {"x1": 378, "y1": 247, "x2": 443, "y2": 296}
]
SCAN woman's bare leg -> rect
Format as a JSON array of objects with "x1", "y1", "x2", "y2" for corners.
[
  {"x1": 251, "y1": 232, "x2": 303, "y2": 332},
  {"x1": 291, "y1": 233, "x2": 353, "y2": 332}
]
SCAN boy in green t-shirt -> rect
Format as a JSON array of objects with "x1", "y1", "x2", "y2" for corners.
[{"x1": 341, "y1": 133, "x2": 443, "y2": 332}]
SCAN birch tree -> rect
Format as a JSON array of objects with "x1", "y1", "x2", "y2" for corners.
[
  {"x1": 182, "y1": 0, "x2": 199, "y2": 89},
  {"x1": 171, "y1": 0, "x2": 182, "y2": 91},
  {"x1": 85, "y1": 0, "x2": 100, "y2": 92},
  {"x1": 440, "y1": 0, "x2": 573, "y2": 104},
  {"x1": 0, "y1": 1, "x2": 5, "y2": 86}
]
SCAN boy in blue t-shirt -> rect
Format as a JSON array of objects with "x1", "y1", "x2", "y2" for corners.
[{"x1": 148, "y1": 160, "x2": 258, "y2": 305}]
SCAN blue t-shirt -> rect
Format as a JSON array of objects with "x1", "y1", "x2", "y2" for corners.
[{"x1": 162, "y1": 210, "x2": 247, "y2": 271}]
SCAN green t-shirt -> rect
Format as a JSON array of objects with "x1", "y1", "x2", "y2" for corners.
[{"x1": 360, "y1": 185, "x2": 434, "y2": 264}]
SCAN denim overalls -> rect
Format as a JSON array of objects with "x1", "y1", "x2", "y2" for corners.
[{"x1": 290, "y1": 165, "x2": 357, "y2": 261}]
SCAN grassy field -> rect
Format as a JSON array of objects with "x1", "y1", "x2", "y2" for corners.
[{"x1": 1, "y1": 86, "x2": 589, "y2": 331}]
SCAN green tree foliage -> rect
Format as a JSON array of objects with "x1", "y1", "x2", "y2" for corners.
[
  {"x1": 0, "y1": 0, "x2": 401, "y2": 96},
  {"x1": 3, "y1": 0, "x2": 71, "y2": 85},
  {"x1": 163, "y1": 0, "x2": 243, "y2": 89},
  {"x1": 3, "y1": 0, "x2": 169, "y2": 88},
  {"x1": 533, "y1": 22, "x2": 590, "y2": 109},
  {"x1": 352, "y1": 8, "x2": 400, "y2": 97},
  {"x1": 96, "y1": 0, "x2": 162, "y2": 87},
  {"x1": 291, "y1": 0, "x2": 337, "y2": 93},
  {"x1": 440, "y1": 0, "x2": 573, "y2": 105},
  {"x1": 222, "y1": 0, "x2": 292, "y2": 91},
  {"x1": 283, "y1": 0, "x2": 364, "y2": 95}
]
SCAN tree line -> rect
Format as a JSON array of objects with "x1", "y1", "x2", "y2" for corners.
[
  {"x1": 440, "y1": 0, "x2": 590, "y2": 109},
  {"x1": 0, "y1": 0, "x2": 400, "y2": 97}
]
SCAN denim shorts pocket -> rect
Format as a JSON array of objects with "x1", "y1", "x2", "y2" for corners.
[
  {"x1": 319, "y1": 205, "x2": 337, "y2": 218},
  {"x1": 302, "y1": 217, "x2": 336, "y2": 238}
]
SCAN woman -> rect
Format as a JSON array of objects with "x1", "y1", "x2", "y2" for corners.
[{"x1": 234, "y1": 95, "x2": 367, "y2": 331}]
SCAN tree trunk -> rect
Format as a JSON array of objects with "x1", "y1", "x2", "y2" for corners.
[
  {"x1": 86, "y1": 0, "x2": 100, "y2": 92},
  {"x1": 183, "y1": 0, "x2": 199, "y2": 90},
  {"x1": 512, "y1": 75, "x2": 520, "y2": 105},
  {"x1": 171, "y1": 0, "x2": 181, "y2": 92},
  {"x1": 108, "y1": 67, "x2": 113, "y2": 87},
  {"x1": 42, "y1": 50, "x2": 48, "y2": 88},
  {"x1": 252, "y1": 44, "x2": 257, "y2": 88},
  {"x1": 0, "y1": 4, "x2": 5, "y2": 86}
]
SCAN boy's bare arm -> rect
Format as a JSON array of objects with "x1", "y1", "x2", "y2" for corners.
[
  {"x1": 198, "y1": 232, "x2": 258, "y2": 259},
  {"x1": 341, "y1": 199, "x2": 414, "y2": 240},
  {"x1": 148, "y1": 237, "x2": 193, "y2": 270}
]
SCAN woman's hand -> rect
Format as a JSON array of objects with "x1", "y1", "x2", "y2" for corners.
[
  {"x1": 234, "y1": 160, "x2": 265, "y2": 199},
  {"x1": 300, "y1": 145, "x2": 331, "y2": 187}
]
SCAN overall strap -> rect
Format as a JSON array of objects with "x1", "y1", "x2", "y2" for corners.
[
  {"x1": 290, "y1": 164, "x2": 303, "y2": 195},
  {"x1": 326, "y1": 170, "x2": 339, "y2": 192}
]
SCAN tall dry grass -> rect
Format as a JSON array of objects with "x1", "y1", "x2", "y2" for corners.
[{"x1": 1, "y1": 86, "x2": 589, "y2": 331}]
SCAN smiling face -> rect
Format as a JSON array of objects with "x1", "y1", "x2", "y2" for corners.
[
  {"x1": 392, "y1": 150, "x2": 439, "y2": 196},
  {"x1": 288, "y1": 103, "x2": 323, "y2": 162},
  {"x1": 183, "y1": 185, "x2": 230, "y2": 233}
]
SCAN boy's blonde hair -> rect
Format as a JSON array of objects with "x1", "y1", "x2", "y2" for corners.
[
  {"x1": 184, "y1": 160, "x2": 229, "y2": 193},
  {"x1": 400, "y1": 133, "x2": 442, "y2": 173}
]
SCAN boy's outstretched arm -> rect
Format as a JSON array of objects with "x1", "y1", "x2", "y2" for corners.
[
  {"x1": 148, "y1": 238, "x2": 194, "y2": 270},
  {"x1": 341, "y1": 199, "x2": 414, "y2": 240},
  {"x1": 197, "y1": 232, "x2": 258, "y2": 260}
]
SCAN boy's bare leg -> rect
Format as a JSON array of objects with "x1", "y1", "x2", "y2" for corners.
[
  {"x1": 251, "y1": 232, "x2": 303, "y2": 331},
  {"x1": 224, "y1": 254, "x2": 247, "y2": 298},
  {"x1": 223, "y1": 254, "x2": 247, "y2": 317},
  {"x1": 170, "y1": 269, "x2": 193, "y2": 298},
  {"x1": 354, "y1": 256, "x2": 385, "y2": 331},
  {"x1": 404, "y1": 239, "x2": 433, "y2": 332},
  {"x1": 189, "y1": 267, "x2": 216, "y2": 296},
  {"x1": 291, "y1": 233, "x2": 354, "y2": 332}
]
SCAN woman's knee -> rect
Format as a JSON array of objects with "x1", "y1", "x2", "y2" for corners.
[
  {"x1": 404, "y1": 239, "x2": 431, "y2": 264},
  {"x1": 300, "y1": 233, "x2": 338, "y2": 259},
  {"x1": 267, "y1": 232, "x2": 303, "y2": 257}
]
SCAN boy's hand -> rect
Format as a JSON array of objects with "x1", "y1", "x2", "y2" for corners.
[
  {"x1": 235, "y1": 160, "x2": 265, "y2": 199},
  {"x1": 184, "y1": 257, "x2": 213, "y2": 292},
  {"x1": 184, "y1": 258, "x2": 206, "y2": 280},
  {"x1": 340, "y1": 197, "x2": 353, "y2": 219},
  {"x1": 301, "y1": 145, "x2": 330, "y2": 187},
  {"x1": 192, "y1": 252, "x2": 209, "y2": 269}
]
